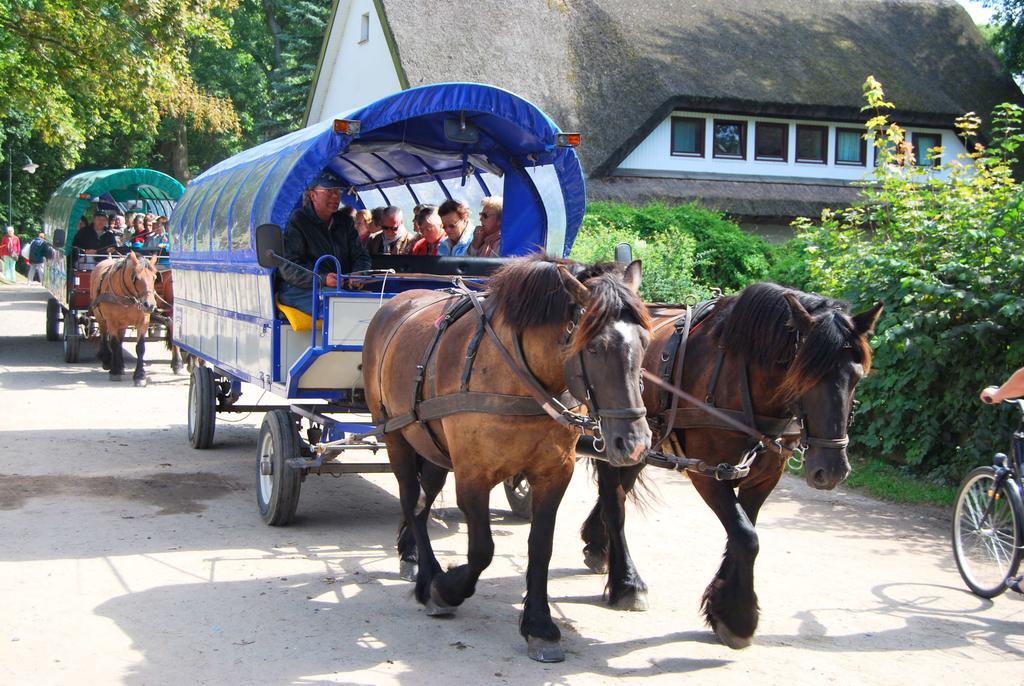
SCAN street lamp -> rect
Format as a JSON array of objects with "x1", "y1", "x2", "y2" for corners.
[{"x1": 6, "y1": 140, "x2": 39, "y2": 230}]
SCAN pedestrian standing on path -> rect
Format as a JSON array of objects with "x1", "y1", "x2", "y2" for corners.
[
  {"x1": 1, "y1": 226, "x2": 21, "y2": 282},
  {"x1": 25, "y1": 231, "x2": 49, "y2": 284}
]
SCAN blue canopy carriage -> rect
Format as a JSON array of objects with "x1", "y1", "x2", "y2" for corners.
[{"x1": 170, "y1": 83, "x2": 585, "y2": 523}]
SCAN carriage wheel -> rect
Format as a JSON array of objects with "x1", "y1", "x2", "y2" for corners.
[
  {"x1": 504, "y1": 472, "x2": 533, "y2": 520},
  {"x1": 188, "y1": 365, "x2": 217, "y2": 449},
  {"x1": 952, "y1": 466, "x2": 1024, "y2": 598},
  {"x1": 62, "y1": 310, "x2": 80, "y2": 363},
  {"x1": 45, "y1": 298, "x2": 60, "y2": 341},
  {"x1": 256, "y1": 409, "x2": 301, "y2": 526}
]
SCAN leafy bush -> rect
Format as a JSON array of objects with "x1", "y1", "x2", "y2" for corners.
[
  {"x1": 796, "y1": 77, "x2": 1024, "y2": 482},
  {"x1": 571, "y1": 202, "x2": 775, "y2": 302}
]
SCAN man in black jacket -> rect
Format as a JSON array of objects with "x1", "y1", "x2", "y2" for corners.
[{"x1": 278, "y1": 171, "x2": 371, "y2": 315}]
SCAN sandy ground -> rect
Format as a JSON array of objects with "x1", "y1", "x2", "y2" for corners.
[{"x1": 0, "y1": 282, "x2": 1021, "y2": 686}]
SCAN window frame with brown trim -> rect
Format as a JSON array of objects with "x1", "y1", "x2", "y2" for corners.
[
  {"x1": 754, "y1": 122, "x2": 789, "y2": 162},
  {"x1": 912, "y1": 132, "x2": 942, "y2": 167},
  {"x1": 712, "y1": 119, "x2": 747, "y2": 160},
  {"x1": 795, "y1": 124, "x2": 828, "y2": 164},
  {"x1": 669, "y1": 116, "x2": 706, "y2": 158},
  {"x1": 835, "y1": 127, "x2": 867, "y2": 167}
]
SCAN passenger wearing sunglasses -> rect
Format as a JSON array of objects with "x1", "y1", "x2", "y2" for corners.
[{"x1": 468, "y1": 196, "x2": 502, "y2": 257}]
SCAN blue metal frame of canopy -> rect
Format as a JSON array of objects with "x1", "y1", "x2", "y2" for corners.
[{"x1": 169, "y1": 82, "x2": 586, "y2": 263}]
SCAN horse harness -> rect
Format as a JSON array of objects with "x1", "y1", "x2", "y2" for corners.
[
  {"x1": 91, "y1": 257, "x2": 157, "y2": 314},
  {"x1": 371, "y1": 281, "x2": 645, "y2": 468},
  {"x1": 643, "y1": 300, "x2": 849, "y2": 481}
]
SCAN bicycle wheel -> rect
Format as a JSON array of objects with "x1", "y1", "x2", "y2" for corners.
[{"x1": 952, "y1": 466, "x2": 1024, "y2": 598}]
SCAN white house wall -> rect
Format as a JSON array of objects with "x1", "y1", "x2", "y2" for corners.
[
  {"x1": 307, "y1": 0, "x2": 403, "y2": 125},
  {"x1": 616, "y1": 112, "x2": 968, "y2": 181}
]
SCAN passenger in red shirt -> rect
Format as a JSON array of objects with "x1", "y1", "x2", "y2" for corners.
[{"x1": 410, "y1": 205, "x2": 445, "y2": 256}]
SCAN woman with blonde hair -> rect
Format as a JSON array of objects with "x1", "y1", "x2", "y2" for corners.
[
  {"x1": 468, "y1": 196, "x2": 502, "y2": 257},
  {"x1": 354, "y1": 209, "x2": 374, "y2": 244}
]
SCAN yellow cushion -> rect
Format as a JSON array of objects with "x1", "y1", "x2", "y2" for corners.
[{"x1": 275, "y1": 298, "x2": 319, "y2": 332}]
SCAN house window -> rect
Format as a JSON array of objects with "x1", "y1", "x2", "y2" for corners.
[
  {"x1": 713, "y1": 120, "x2": 746, "y2": 159},
  {"x1": 754, "y1": 122, "x2": 788, "y2": 162},
  {"x1": 795, "y1": 125, "x2": 827, "y2": 164},
  {"x1": 912, "y1": 132, "x2": 942, "y2": 167},
  {"x1": 835, "y1": 128, "x2": 866, "y2": 166},
  {"x1": 670, "y1": 117, "x2": 705, "y2": 157},
  {"x1": 359, "y1": 12, "x2": 370, "y2": 43}
]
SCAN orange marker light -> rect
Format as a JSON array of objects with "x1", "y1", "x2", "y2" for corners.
[
  {"x1": 333, "y1": 119, "x2": 361, "y2": 137},
  {"x1": 555, "y1": 133, "x2": 581, "y2": 147}
]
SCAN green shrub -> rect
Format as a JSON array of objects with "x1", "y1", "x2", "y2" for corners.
[
  {"x1": 572, "y1": 201, "x2": 776, "y2": 301},
  {"x1": 796, "y1": 77, "x2": 1024, "y2": 482}
]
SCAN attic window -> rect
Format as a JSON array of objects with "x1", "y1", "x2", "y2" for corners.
[
  {"x1": 670, "y1": 117, "x2": 705, "y2": 157},
  {"x1": 795, "y1": 125, "x2": 827, "y2": 164},
  {"x1": 912, "y1": 132, "x2": 942, "y2": 167},
  {"x1": 712, "y1": 120, "x2": 746, "y2": 160},
  {"x1": 754, "y1": 123, "x2": 788, "y2": 162},
  {"x1": 359, "y1": 12, "x2": 370, "y2": 43},
  {"x1": 835, "y1": 128, "x2": 866, "y2": 166}
]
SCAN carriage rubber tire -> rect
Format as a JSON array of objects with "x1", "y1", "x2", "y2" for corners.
[
  {"x1": 188, "y1": 366, "x2": 217, "y2": 449},
  {"x1": 952, "y1": 466, "x2": 1024, "y2": 598},
  {"x1": 504, "y1": 472, "x2": 533, "y2": 520},
  {"x1": 62, "y1": 310, "x2": 80, "y2": 363},
  {"x1": 46, "y1": 298, "x2": 60, "y2": 341},
  {"x1": 256, "y1": 409, "x2": 301, "y2": 526}
]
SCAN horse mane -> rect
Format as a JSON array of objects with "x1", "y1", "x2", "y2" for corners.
[
  {"x1": 712, "y1": 282, "x2": 872, "y2": 403},
  {"x1": 487, "y1": 253, "x2": 650, "y2": 350}
]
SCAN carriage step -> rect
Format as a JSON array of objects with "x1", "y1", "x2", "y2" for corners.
[{"x1": 285, "y1": 457, "x2": 392, "y2": 474}]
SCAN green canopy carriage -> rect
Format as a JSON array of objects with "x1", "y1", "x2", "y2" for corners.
[{"x1": 41, "y1": 168, "x2": 184, "y2": 362}]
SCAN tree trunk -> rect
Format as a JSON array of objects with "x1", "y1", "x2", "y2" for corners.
[
  {"x1": 261, "y1": 0, "x2": 283, "y2": 71},
  {"x1": 170, "y1": 121, "x2": 189, "y2": 184}
]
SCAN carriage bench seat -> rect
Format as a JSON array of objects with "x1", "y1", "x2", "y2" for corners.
[{"x1": 275, "y1": 298, "x2": 319, "y2": 332}]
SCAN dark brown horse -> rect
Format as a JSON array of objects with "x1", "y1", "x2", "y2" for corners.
[
  {"x1": 90, "y1": 252, "x2": 159, "y2": 385},
  {"x1": 363, "y1": 254, "x2": 652, "y2": 662},
  {"x1": 580, "y1": 282, "x2": 882, "y2": 647}
]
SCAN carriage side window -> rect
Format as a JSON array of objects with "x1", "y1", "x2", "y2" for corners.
[{"x1": 359, "y1": 13, "x2": 370, "y2": 43}]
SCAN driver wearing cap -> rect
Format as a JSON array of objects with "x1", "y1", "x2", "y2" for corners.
[{"x1": 277, "y1": 170, "x2": 371, "y2": 315}]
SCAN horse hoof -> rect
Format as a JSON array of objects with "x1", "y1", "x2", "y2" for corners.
[
  {"x1": 134, "y1": 377, "x2": 148, "y2": 387},
  {"x1": 399, "y1": 560, "x2": 417, "y2": 582},
  {"x1": 610, "y1": 590, "x2": 649, "y2": 612},
  {"x1": 583, "y1": 551, "x2": 608, "y2": 574},
  {"x1": 101, "y1": 362, "x2": 111, "y2": 371},
  {"x1": 526, "y1": 636, "x2": 565, "y2": 663},
  {"x1": 713, "y1": 621, "x2": 753, "y2": 649},
  {"x1": 109, "y1": 374, "x2": 123, "y2": 382},
  {"x1": 171, "y1": 364, "x2": 183, "y2": 375},
  {"x1": 425, "y1": 582, "x2": 456, "y2": 617}
]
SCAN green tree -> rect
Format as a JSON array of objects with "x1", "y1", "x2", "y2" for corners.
[{"x1": 796, "y1": 76, "x2": 1024, "y2": 482}]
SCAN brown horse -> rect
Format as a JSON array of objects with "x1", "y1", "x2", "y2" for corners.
[
  {"x1": 363, "y1": 254, "x2": 652, "y2": 662},
  {"x1": 89, "y1": 252, "x2": 159, "y2": 385},
  {"x1": 580, "y1": 282, "x2": 882, "y2": 647}
]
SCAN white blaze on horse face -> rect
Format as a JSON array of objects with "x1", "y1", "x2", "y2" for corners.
[{"x1": 613, "y1": 321, "x2": 641, "y2": 367}]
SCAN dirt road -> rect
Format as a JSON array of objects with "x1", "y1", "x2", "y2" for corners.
[{"x1": 0, "y1": 283, "x2": 1021, "y2": 685}]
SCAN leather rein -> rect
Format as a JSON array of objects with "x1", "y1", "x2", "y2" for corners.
[
  {"x1": 362, "y1": 279, "x2": 644, "y2": 460},
  {"x1": 642, "y1": 301, "x2": 851, "y2": 481}
]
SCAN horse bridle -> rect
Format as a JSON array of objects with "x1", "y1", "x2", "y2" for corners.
[
  {"x1": 562, "y1": 308, "x2": 647, "y2": 453},
  {"x1": 94, "y1": 257, "x2": 157, "y2": 313},
  {"x1": 462, "y1": 281, "x2": 646, "y2": 452}
]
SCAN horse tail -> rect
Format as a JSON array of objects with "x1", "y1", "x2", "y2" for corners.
[{"x1": 164, "y1": 316, "x2": 174, "y2": 351}]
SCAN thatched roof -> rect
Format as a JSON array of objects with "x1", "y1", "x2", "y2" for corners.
[{"x1": 375, "y1": 0, "x2": 1021, "y2": 176}]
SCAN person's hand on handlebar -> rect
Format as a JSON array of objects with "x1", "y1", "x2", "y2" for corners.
[
  {"x1": 981, "y1": 366, "x2": 1024, "y2": 404},
  {"x1": 325, "y1": 272, "x2": 338, "y2": 288}
]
